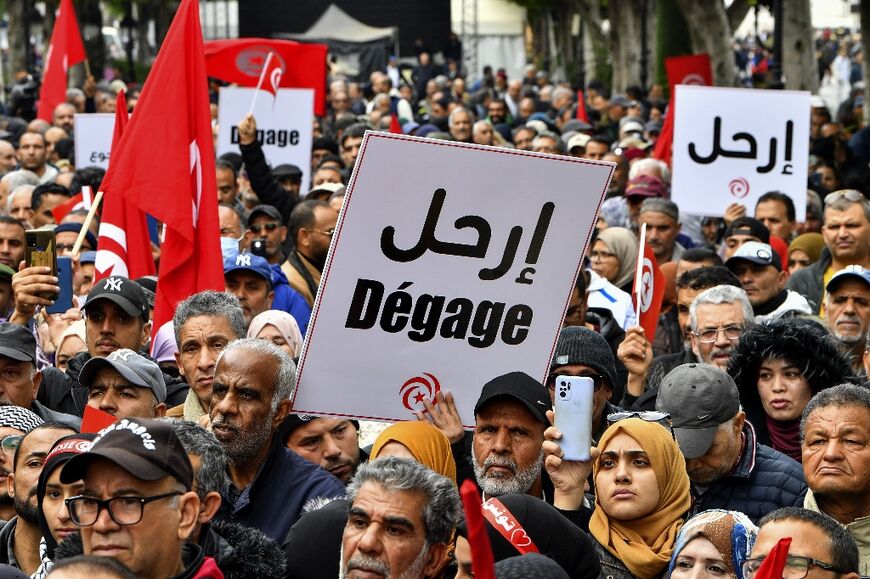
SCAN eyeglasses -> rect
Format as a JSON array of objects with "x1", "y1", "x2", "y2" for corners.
[
  {"x1": 693, "y1": 325, "x2": 743, "y2": 343},
  {"x1": 249, "y1": 222, "x2": 281, "y2": 234},
  {"x1": 589, "y1": 250, "x2": 617, "y2": 261},
  {"x1": 606, "y1": 411, "x2": 675, "y2": 439},
  {"x1": 546, "y1": 373, "x2": 608, "y2": 392},
  {"x1": 741, "y1": 555, "x2": 847, "y2": 579},
  {"x1": 824, "y1": 189, "x2": 866, "y2": 206},
  {"x1": 0, "y1": 435, "x2": 21, "y2": 456},
  {"x1": 66, "y1": 492, "x2": 182, "y2": 527},
  {"x1": 306, "y1": 227, "x2": 335, "y2": 238}
]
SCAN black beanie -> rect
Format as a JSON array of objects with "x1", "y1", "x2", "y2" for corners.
[{"x1": 551, "y1": 326, "x2": 617, "y2": 389}]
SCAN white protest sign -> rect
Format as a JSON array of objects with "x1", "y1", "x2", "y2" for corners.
[
  {"x1": 293, "y1": 133, "x2": 613, "y2": 427},
  {"x1": 217, "y1": 87, "x2": 313, "y2": 190},
  {"x1": 672, "y1": 85, "x2": 809, "y2": 221},
  {"x1": 74, "y1": 113, "x2": 115, "y2": 169}
]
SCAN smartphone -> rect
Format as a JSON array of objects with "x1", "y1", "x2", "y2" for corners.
[
  {"x1": 25, "y1": 229, "x2": 58, "y2": 301},
  {"x1": 45, "y1": 256, "x2": 72, "y2": 314},
  {"x1": 554, "y1": 376, "x2": 594, "y2": 461},
  {"x1": 250, "y1": 238, "x2": 268, "y2": 258}
]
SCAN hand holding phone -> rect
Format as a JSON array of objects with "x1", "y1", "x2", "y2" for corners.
[{"x1": 553, "y1": 376, "x2": 594, "y2": 461}]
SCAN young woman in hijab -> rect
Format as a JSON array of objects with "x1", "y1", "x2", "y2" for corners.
[
  {"x1": 247, "y1": 310, "x2": 304, "y2": 357},
  {"x1": 728, "y1": 318, "x2": 857, "y2": 461},
  {"x1": 590, "y1": 227, "x2": 639, "y2": 293},
  {"x1": 667, "y1": 510, "x2": 758, "y2": 579},
  {"x1": 787, "y1": 233, "x2": 825, "y2": 274},
  {"x1": 369, "y1": 421, "x2": 456, "y2": 485}
]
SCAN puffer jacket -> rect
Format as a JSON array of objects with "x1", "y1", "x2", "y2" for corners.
[
  {"x1": 201, "y1": 520, "x2": 285, "y2": 579},
  {"x1": 690, "y1": 421, "x2": 807, "y2": 524}
]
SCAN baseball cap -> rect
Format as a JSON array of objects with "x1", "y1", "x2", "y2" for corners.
[
  {"x1": 551, "y1": 327, "x2": 616, "y2": 389},
  {"x1": 79, "y1": 251, "x2": 96, "y2": 265},
  {"x1": 567, "y1": 133, "x2": 591, "y2": 152},
  {"x1": 561, "y1": 119, "x2": 592, "y2": 133},
  {"x1": 223, "y1": 250, "x2": 273, "y2": 288},
  {"x1": 723, "y1": 217, "x2": 770, "y2": 244},
  {"x1": 655, "y1": 364, "x2": 740, "y2": 459},
  {"x1": 474, "y1": 371, "x2": 551, "y2": 425},
  {"x1": 725, "y1": 241, "x2": 781, "y2": 272},
  {"x1": 306, "y1": 182, "x2": 344, "y2": 201},
  {"x1": 61, "y1": 418, "x2": 193, "y2": 489},
  {"x1": 625, "y1": 175, "x2": 666, "y2": 199},
  {"x1": 54, "y1": 222, "x2": 97, "y2": 251},
  {"x1": 79, "y1": 348, "x2": 167, "y2": 403},
  {"x1": 247, "y1": 204, "x2": 283, "y2": 225},
  {"x1": 620, "y1": 120, "x2": 645, "y2": 136},
  {"x1": 0, "y1": 324, "x2": 36, "y2": 363},
  {"x1": 273, "y1": 164, "x2": 302, "y2": 181},
  {"x1": 84, "y1": 276, "x2": 149, "y2": 323},
  {"x1": 827, "y1": 264, "x2": 870, "y2": 292}
]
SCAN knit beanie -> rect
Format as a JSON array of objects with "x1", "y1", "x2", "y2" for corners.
[
  {"x1": 495, "y1": 554, "x2": 570, "y2": 579},
  {"x1": 551, "y1": 327, "x2": 617, "y2": 389}
]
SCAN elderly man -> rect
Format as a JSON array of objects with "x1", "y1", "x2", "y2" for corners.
[
  {"x1": 725, "y1": 241, "x2": 811, "y2": 322},
  {"x1": 281, "y1": 415, "x2": 365, "y2": 484},
  {"x1": 755, "y1": 191, "x2": 797, "y2": 242},
  {"x1": 655, "y1": 364, "x2": 806, "y2": 523},
  {"x1": 211, "y1": 339, "x2": 344, "y2": 541},
  {"x1": 749, "y1": 507, "x2": 860, "y2": 579},
  {"x1": 472, "y1": 120, "x2": 495, "y2": 146},
  {"x1": 79, "y1": 349, "x2": 167, "y2": 419},
  {"x1": 689, "y1": 285, "x2": 754, "y2": 370},
  {"x1": 448, "y1": 107, "x2": 473, "y2": 143},
  {"x1": 167, "y1": 291, "x2": 246, "y2": 421},
  {"x1": 788, "y1": 190, "x2": 870, "y2": 314},
  {"x1": 0, "y1": 406, "x2": 43, "y2": 522},
  {"x1": 472, "y1": 371, "x2": 551, "y2": 500},
  {"x1": 801, "y1": 384, "x2": 870, "y2": 573},
  {"x1": 824, "y1": 266, "x2": 870, "y2": 374},
  {"x1": 0, "y1": 423, "x2": 75, "y2": 574},
  {"x1": 60, "y1": 418, "x2": 218, "y2": 578},
  {"x1": 639, "y1": 198, "x2": 683, "y2": 264},
  {"x1": 340, "y1": 457, "x2": 462, "y2": 579}
]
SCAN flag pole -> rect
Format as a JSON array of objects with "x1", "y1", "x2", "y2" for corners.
[
  {"x1": 247, "y1": 51, "x2": 273, "y2": 116},
  {"x1": 71, "y1": 190, "x2": 104, "y2": 258},
  {"x1": 634, "y1": 222, "x2": 647, "y2": 323}
]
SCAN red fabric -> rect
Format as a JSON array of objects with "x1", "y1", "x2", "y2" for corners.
[
  {"x1": 99, "y1": 0, "x2": 223, "y2": 347},
  {"x1": 754, "y1": 537, "x2": 792, "y2": 579},
  {"x1": 193, "y1": 557, "x2": 225, "y2": 578},
  {"x1": 204, "y1": 38, "x2": 328, "y2": 116},
  {"x1": 634, "y1": 242, "x2": 665, "y2": 341},
  {"x1": 652, "y1": 103, "x2": 675, "y2": 166},
  {"x1": 258, "y1": 51, "x2": 283, "y2": 97},
  {"x1": 769, "y1": 235, "x2": 790, "y2": 271},
  {"x1": 95, "y1": 90, "x2": 156, "y2": 281},
  {"x1": 653, "y1": 55, "x2": 713, "y2": 167},
  {"x1": 51, "y1": 192, "x2": 85, "y2": 223},
  {"x1": 575, "y1": 90, "x2": 590, "y2": 123},
  {"x1": 36, "y1": 0, "x2": 86, "y2": 121},
  {"x1": 81, "y1": 405, "x2": 117, "y2": 433},
  {"x1": 460, "y1": 480, "x2": 495, "y2": 579},
  {"x1": 389, "y1": 114, "x2": 402, "y2": 134}
]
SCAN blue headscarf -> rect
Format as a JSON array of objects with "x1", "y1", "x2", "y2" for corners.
[{"x1": 667, "y1": 510, "x2": 758, "y2": 579}]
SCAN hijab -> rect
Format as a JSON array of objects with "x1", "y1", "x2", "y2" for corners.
[
  {"x1": 788, "y1": 232, "x2": 825, "y2": 265},
  {"x1": 590, "y1": 418, "x2": 691, "y2": 579},
  {"x1": 370, "y1": 421, "x2": 457, "y2": 485},
  {"x1": 596, "y1": 227, "x2": 639, "y2": 290},
  {"x1": 667, "y1": 510, "x2": 758, "y2": 579},
  {"x1": 247, "y1": 310, "x2": 304, "y2": 357}
]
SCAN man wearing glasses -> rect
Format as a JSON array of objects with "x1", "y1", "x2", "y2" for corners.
[
  {"x1": 746, "y1": 507, "x2": 859, "y2": 579},
  {"x1": 60, "y1": 418, "x2": 220, "y2": 578},
  {"x1": 788, "y1": 189, "x2": 870, "y2": 315},
  {"x1": 688, "y1": 285, "x2": 754, "y2": 370},
  {"x1": 282, "y1": 200, "x2": 338, "y2": 309}
]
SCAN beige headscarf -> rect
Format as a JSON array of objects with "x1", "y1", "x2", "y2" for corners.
[
  {"x1": 596, "y1": 227, "x2": 639, "y2": 289},
  {"x1": 247, "y1": 310, "x2": 304, "y2": 357}
]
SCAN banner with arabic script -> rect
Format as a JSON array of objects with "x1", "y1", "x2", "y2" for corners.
[
  {"x1": 293, "y1": 132, "x2": 613, "y2": 427},
  {"x1": 671, "y1": 85, "x2": 809, "y2": 221}
]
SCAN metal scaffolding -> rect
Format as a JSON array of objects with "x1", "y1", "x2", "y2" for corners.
[{"x1": 460, "y1": 0, "x2": 479, "y2": 81}]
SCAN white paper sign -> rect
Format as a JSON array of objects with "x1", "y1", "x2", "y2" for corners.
[
  {"x1": 217, "y1": 87, "x2": 314, "y2": 190},
  {"x1": 672, "y1": 85, "x2": 809, "y2": 221},
  {"x1": 293, "y1": 133, "x2": 613, "y2": 426},
  {"x1": 74, "y1": 113, "x2": 115, "y2": 170}
]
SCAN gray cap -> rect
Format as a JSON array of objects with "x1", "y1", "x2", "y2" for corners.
[
  {"x1": 79, "y1": 348, "x2": 167, "y2": 403},
  {"x1": 655, "y1": 363, "x2": 740, "y2": 459}
]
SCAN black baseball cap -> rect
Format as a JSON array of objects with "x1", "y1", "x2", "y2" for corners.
[
  {"x1": 0, "y1": 323, "x2": 36, "y2": 363},
  {"x1": 273, "y1": 164, "x2": 302, "y2": 181},
  {"x1": 61, "y1": 418, "x2": 193, "y2": 489},
  {"x1": 474, "y1": 371, "x2": 551, "y2": 425},
  {"x1": 724, "y1": 217, "x2": 770, "y2": 244},
  {"x1": 83, "y1": 276, "x2": 149, "y2": 322}
]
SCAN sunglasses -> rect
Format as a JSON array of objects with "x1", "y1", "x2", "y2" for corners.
[
  {"x1": 249, "y1": 222, "x2": 281, "y2": 234},
  {"x1": 546, "y1": 373, "x2": 608, "y2": 392},
  {"x1": 824, "y1": 189, "x2": 866, "y2": 206},
  {"x1": 606, "y1": 411, "x2": 675, "y2": 439}
]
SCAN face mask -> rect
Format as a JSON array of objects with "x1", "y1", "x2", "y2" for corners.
[{"x1": 221, "y1": 236, "x2": 240, "y2": 259}]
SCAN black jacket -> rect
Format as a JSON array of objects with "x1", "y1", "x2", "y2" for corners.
[
  {"x1": 586, "y1": 307, "x2": 628, "y2": 404},
  {"x1": 39, "y1": 351, "x2": 189, "y2": 417},
  {"x1": 785, "y1": 246, "x2": 832, "y2": 314},
  {"x1": 239, "y1": 140, "x2": 298, "y2": 226},
  {"x1": 0, "y1": 517, "x2": 19, "y2": 570},
  {"x1": 200, "y1": 520, "x2": 285, "y2": 579}
]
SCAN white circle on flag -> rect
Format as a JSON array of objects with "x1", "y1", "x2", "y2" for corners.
[{"x1": 640, "y1": 257, "x2": 654, "y2": 313}]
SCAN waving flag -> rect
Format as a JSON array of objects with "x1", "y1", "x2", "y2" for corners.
[
  {"x1": 633, "y1": 223, "x2": 665, "y2": 340},
  {"x1": 37, "y1": 0, "x2": 86, "y2": 122},
  {"x1": 653, "y1": 54, "x2": 712, "y2": 166}
]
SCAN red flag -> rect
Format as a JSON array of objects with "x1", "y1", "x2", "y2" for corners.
[
  {"x1": 81, "y1": 405, "x2": 117, "y2": 433},
  {"x1": 754, "y1": 538, "x2": 792, "y2": 579},
  {"x1": 460, "y1": 480, "x2": 495, "y2": 579},
  {"x1": 575, "y1": 90, "x2": 590, "y2": 123},
  {"x1": 652, "y1": 54, "x2": 713, "y2": 166},
  {"x1": 258, "y1": 51, "x2": 284, "y2": 98},
  {"x1": 94, "y1": 90, "x2": 156, "y2": 282},
  {"x1": 99, "y1": 0, "x2": 223, "y2": 344},
  {"x1": 389, "y1": 114, "x2": 402, "y2": 135},
  {"x1": 37, "y1": 0, "x2": 86, "y2": 122},
  {"x1": 634, "y1": 237, "x2": 665, "y2": 341},
  {"x1": 204, "y1": 39, "x2": 328, "y2": 115},
  {"x1": 652, "y1": 103, "x2": 675, "y2": 166}
]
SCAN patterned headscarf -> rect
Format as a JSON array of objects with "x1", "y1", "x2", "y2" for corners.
[{"x1": 667, "y1": 510, "x2": 758, "y2": 579}]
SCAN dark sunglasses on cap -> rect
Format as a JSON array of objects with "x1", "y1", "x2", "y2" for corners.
[{"x1": 546, "y1": 373, "x2": 608, "y2": 392}]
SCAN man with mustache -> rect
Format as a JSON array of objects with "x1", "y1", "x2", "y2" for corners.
[
  {"x1": 210, "y1": 338, "x2": 344, "y2": 541},
  {"x1": 282, "y1": 415, "x2": 365, "y2": 485},
  {"x1": 0, "y1": 406, "x2": 43, "y2": 522},
  {"x1": 655, "y1": 363, "x2": 806, "y2": 523},
  {"x1": 638, "y1": 198, "x2": 683, "y2": 264},
  {"x1": 689, "y1": 285, "x2": 753, "y2": 370},
  {"x1": 725, "y1": 241, "x2": 811, "y2": 322},
  {"x1": 824, "y1": 266, "x2": 870, "y2": 374},
  {"x1": 0, "y1": 422, "x2": 75, "y2": 574}
]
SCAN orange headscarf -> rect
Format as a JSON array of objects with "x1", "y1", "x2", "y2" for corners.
[
  {"x1": 370, "y1": 421, "x2": 457, "y2": 485},
  {"x1": 589, "y1": 418, "x2": 691, "y2": 579}
]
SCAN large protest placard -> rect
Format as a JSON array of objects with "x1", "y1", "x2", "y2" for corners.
[
  {"x1": 671, "y1": 85, "x2": 809, "y2": 220},
  {"x1": 216, "y1": 87, "x2": 313, "y2": 189},
  {"x1": 293, "y1": 133, "x2": 613, "y2": 426},
  {"x1": 74, "y1": 113, "x2": 115, "y2": 169}
]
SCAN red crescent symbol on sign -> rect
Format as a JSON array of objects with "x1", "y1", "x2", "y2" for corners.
[{"x1": 399, "y1": 373, "x2": 442, "y2": 412}]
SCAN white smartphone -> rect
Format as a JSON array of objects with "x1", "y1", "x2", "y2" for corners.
[{"x1": 553, "y1": 376, "x2": 594, "y2": 461}]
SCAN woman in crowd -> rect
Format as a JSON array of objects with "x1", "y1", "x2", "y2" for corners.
[
  {"x1": 590, "y1": 227, "x2": 639, "y2": 294},
  {"x1": 54, "y1": 321, "x2": 86, "y2": 373},
  {"x1": 728, "y1": 318, "x2": 856, "y2": 461},
  {"x1": 787, "y1": 232, "x2": 825, "y2": 274},
  {"x1": 667, "y1": 510, "x2": 758, "y2": 579},
  {"x1": 247, "y1": 310, "x2": 303, "y2": 358},
  {"x1": 369, "y1": 420, "x2": 457, "y2": 485}
]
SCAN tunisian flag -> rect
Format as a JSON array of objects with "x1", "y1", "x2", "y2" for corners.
[
  {"x1": 99, "y1": 0, "x2": 223, "y2": 342},
  {"x1": 633, "y1": 229, "x2": 665, "y2": 341},
  {"x1": 204, "y1": 39, "x2": 328, "y2": 115},
  {"x1": 37, "y1": 0, "x2": 87, "y2": 122},
  {"x1": 652, "y1": 54, "x2": 712, "y2": 166},
  {"x1": 94, "y1": 90, "x2": 156, "y2": 282}
]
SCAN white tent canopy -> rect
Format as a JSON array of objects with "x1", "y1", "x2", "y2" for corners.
[{"x1": 286, "y1": 4, "x2": 397, "y2": 43}]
